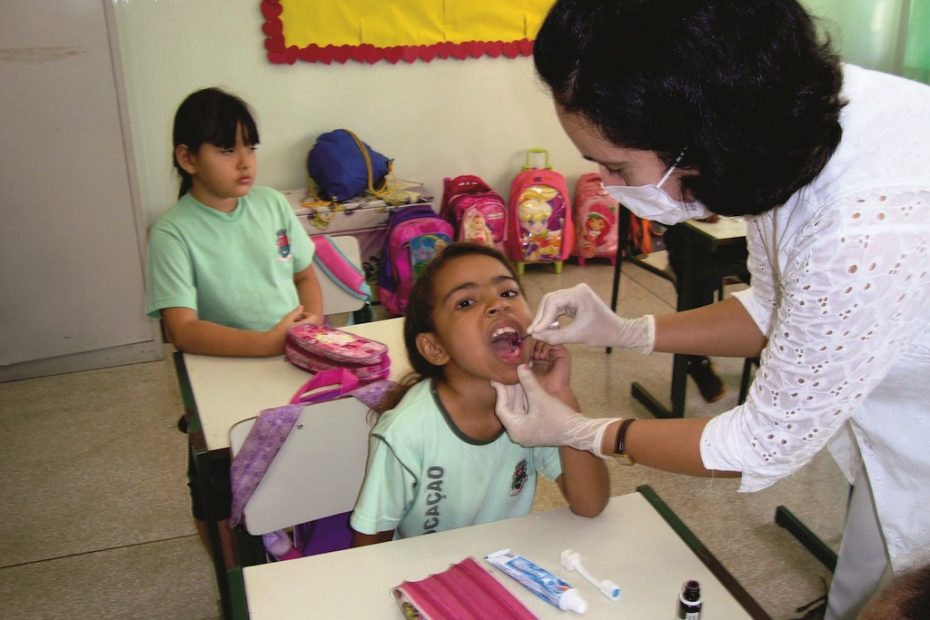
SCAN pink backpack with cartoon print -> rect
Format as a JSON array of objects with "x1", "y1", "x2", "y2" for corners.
[
  {"x1": 440, "y1": 174, "x2": 508, "y2": 252},
  {"x1": 506, "y1": 149, "x2": 574, "y2": 274},
  {"x1": 377, "y1": 204, "x2": 454, "y2": 316},
  {"x1": 572, "y1": 172, "x2": 619, "y2": 265}
]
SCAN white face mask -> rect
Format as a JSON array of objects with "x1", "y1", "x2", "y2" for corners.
[{"x1": 604, "y1": 151, "x2": 713, "y2": 225}]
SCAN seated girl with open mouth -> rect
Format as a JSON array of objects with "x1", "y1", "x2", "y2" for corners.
[{"x1": 350, "y1": 242, "x2": 609, "y2": 545}]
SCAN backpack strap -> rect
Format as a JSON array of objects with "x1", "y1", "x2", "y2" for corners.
[
  {"x1": 229, "y1": 402, "x2": 302, "y2": 528},
  {"x1": 345, "y1": 129, "x2": 393, "y2": 196},
  {"x1": 311, "y1": 235, "x2": 371, "y2": 301}
]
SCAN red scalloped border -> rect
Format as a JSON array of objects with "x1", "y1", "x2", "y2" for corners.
[{"x1": 261, "y1": 0, "x2": 534, "y2": 65}]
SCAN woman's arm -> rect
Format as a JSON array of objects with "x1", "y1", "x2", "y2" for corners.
[
  {"x1": 653, "y1": 297, "x2": 766, "y2": 358},
  {"x1": 597, "y1": 418, "x2": 740, "y2": 477}
]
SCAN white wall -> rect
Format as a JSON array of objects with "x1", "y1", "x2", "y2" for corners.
[{"x1": 113, "y1": 1, "x2": 592, "y2": 226}]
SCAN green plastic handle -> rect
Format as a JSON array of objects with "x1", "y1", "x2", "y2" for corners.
[{"x1": 523, "y1": 147, "x2": 550, "y2": 170}]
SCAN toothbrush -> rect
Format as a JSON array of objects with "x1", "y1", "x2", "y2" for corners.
[{"x1": 560, "y1": 549, "x2": 621, "y2": 601}]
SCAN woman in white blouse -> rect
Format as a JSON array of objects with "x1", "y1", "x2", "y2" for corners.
[{"x1": 492, "y1": 2, "x2": 930, "y2": 619}]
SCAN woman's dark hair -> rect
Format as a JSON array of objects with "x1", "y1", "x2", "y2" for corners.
[
  {"x1": 379, "y1": 242, "x2": 524, "y2": 411},
  {"x1": 172, "y1": 87, "x2": 260, "y2": 198},
  {"x1": 535, "y1": 0, "x2": 846, "y2": 216}
]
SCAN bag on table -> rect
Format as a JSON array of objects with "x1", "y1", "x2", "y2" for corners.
[
  {"x1": 377, "y1": 204, "x2": 453, "y2": 316},
  {"x1": 506, "y1": 148, "x2": 574, "y2": 273},
  {"x1": 572, "y1": 172, "x2": 619, "y2": 265},
  {"x1": 439, "y1": 174, "x2": 508, "y2": 251},
  {"x1": 307, "y1": 129, "x2": 393, "y2": 202},
  {"x1": 285, "y1": 323, "x2": 389, "y2": 383}
]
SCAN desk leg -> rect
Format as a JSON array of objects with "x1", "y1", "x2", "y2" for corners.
[
  {"x1": 637, "y1": 485, "x2": 771, "y2": 620},
  {"x1": 190, "y1": 424, "x2": 233, "y2": 620},
  {"x1": 174, "y1": 353, "x2": 233, "y2": 620},
  {"x1": 627, "y1": 225, "x2": 704, "y2": 418},
  {"x1": 774, "y1": 506, "x2": 838, "y2": 572}
]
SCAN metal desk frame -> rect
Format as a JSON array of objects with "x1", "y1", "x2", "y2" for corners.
[{"x1": 609, "y1": 210, "x2": 748, "y2": 418}]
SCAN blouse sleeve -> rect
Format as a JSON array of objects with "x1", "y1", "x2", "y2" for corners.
[{"x1": 701, "y1": 188, "x2": 930, "y2": 491}]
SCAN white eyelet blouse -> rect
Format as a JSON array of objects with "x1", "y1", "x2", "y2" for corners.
[{"x1": 699, "y1": 65, "x2": 930, "y2": 573}]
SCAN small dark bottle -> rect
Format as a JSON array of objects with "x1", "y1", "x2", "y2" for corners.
[{"x1": 677, "y1": 579, "x2": 702, "y2": 620}]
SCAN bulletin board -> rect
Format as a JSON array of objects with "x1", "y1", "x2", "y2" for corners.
[{"x1": 261, "y1": 0, "x2": 554, "y2": 65}]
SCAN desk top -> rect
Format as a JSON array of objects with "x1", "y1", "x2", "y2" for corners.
[
  {"x1": 243, "y1": 492, "x2": 754, "y2": 619},
  {"x1": 684, "y1": 215, "x2": 747, "y2": 242},
  {"x1": 181, "y1": 318, "x2": 407, "y2": 452}
]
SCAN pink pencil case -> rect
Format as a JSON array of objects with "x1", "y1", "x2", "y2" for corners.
[
  {"x1": 392, "y1": 557, "x2": 536, "y2": 619},
  {"x1": 285, "y1": 324, "x2": 390, "y2": 383}
]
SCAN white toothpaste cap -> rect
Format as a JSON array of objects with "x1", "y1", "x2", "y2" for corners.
[{"x1": 559, "y1": 588, "x2": 588, "y2": 614}]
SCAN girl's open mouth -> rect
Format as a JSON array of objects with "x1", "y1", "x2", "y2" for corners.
[{"x1": 489, "y1": 325, "x2": 527, "y2": 364}]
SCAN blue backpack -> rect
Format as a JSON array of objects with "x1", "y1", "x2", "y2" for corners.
[{"x1": 307, "y1": 129, "x2": 392, "y2": 202}]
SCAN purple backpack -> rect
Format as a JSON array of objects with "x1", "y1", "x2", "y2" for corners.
[{"x1": 377, "y1": 205, "x2": 453, "y2": 316}]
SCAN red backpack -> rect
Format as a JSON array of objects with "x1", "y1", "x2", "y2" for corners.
[
  {"x1": 506, "y1": 149, "x2": 574, "y2": 274},
  {"x1": 439, "y1": 175, "x2": 508, "y2": 252},
  {"x1": 572, "y1": 172, "x2": 619, "y2": 265}
]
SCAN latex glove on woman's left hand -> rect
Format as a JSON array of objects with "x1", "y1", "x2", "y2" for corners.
[{"x1": 492, "y1": 364, "x2": 620, "y2": 458}]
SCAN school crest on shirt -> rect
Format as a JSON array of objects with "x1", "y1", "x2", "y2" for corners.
[
  {"x1": 510, "y1": 458, "x2": 528, "y2": 496},
  {"x1": 275, "y1": 228, "x2": 293, "y2": 263}
]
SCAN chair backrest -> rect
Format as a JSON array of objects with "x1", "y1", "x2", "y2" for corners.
[
  {"x1": 313, "y1": 235, "x2": 367, "y2": 316},
  {"x1": 228, "y1": 398, "x2": 371, "y2": 535}
]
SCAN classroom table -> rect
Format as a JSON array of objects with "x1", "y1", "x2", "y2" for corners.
[
  {"x1": 243, "y1": 488, "x2": 768, "y2": 619},
  {"x1": 173, "y1": 317, "x2": 407, "y2": 620},
  {"x1": 610, "y1": 213, "x2": 749, "y2": 418}
]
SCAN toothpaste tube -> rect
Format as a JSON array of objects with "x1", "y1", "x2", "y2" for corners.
[{"x1": 486, "y1": 548, "x2": 588, "y2": 614}]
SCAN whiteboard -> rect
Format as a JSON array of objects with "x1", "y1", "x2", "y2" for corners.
[{"x1": 0, "y1": 0, "x2": 160, "y2": 374}]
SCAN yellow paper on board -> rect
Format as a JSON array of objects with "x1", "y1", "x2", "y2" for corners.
[{"x1": 280, "y1": 0, "x2": 554, "y2": 48}]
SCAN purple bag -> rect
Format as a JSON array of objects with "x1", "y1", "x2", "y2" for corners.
[{"x1": 230, "y1": 368, "x2": 395, "y2": 560}]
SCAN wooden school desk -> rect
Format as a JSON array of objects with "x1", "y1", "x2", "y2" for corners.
[
  {"x1": 243, "y1": 488, "x2": 768, "y2": 619},
  {"x1": 173, "y1": 318, "x2": 407, "y2": 620},
  {"x1": 611, "y1": 214, "x2": 749, "y2": 418}
]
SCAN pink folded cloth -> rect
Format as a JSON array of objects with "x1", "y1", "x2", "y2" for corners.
[{"x1": 393, "y1": 557, "x2": 537, "y2": 619}]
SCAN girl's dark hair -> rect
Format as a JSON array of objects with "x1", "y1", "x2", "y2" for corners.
[
  {"x1": 896, "y1": 565, "x2": 930, "y2": 619},
  {"x1": 172, "y1": 87, "x2": 260, "y2": 198},
  {"x1": 379, "y1": 242, "x2": 524, "y2": 411},
  {"x1": 534, "y1": 0, "x2": 846, "y2": 216}
]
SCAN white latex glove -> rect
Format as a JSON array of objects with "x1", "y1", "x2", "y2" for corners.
[
  {"x1": 528, "y1": 283, "x2": 655, "y2": 354},
  {"x1": 492, "y1": 365, "x2": 621, "y2": 458}
]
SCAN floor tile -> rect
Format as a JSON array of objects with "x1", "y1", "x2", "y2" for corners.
[
  {"x1": 0, "y1": 358, "x2": 192, "y2": 566},
  {"x1": 0, "y1": 536, "x2": 217, "y2": 620}
]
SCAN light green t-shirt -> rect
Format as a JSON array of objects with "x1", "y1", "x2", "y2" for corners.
[
  {"x1": 350, "y1": 379, "x2": 563, "y2": 539},
  {"x1": 146, "y1": 186, "x2": 314, "y2": 331}
]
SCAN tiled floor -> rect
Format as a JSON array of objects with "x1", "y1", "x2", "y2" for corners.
[{"x1": 0, "y1": 256, "x2": 848, "y2": 619}]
